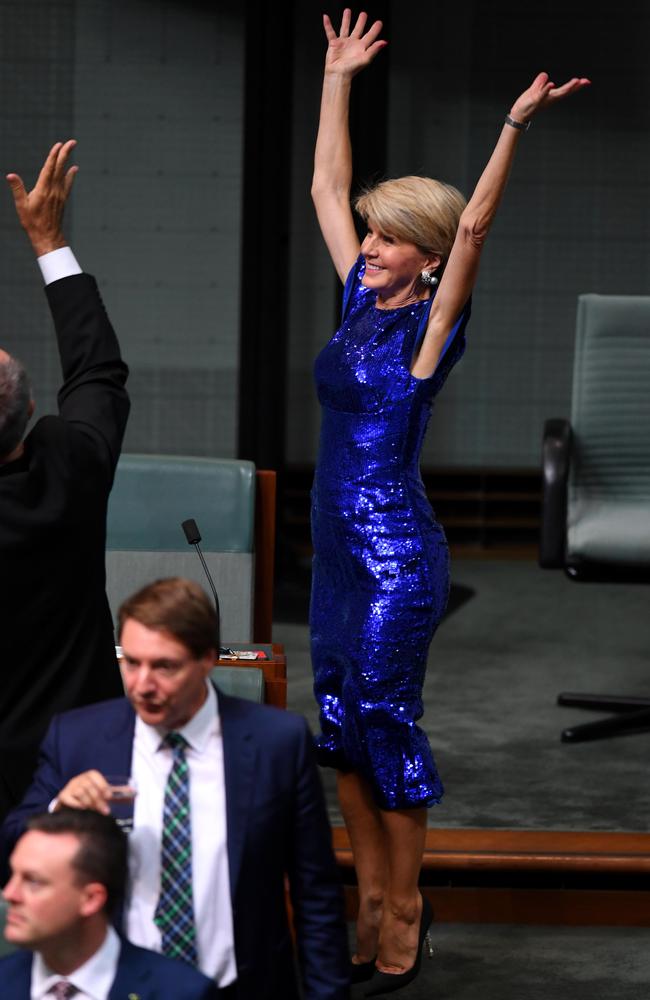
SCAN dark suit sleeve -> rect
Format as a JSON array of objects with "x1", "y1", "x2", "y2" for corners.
[
  {"x1": 286, "y1": 718, "x2": 350, "y2": 1000},
  {"x1": 0, "y1": 715, "x2": 66, "y2": 867},
  {"x1": 46, "y1": 273, "x2": 130, "y2": 486}
]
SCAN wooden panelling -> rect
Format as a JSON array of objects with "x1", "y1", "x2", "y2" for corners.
[
  {"x1": 333, "y1": 827, "x2": 650, "y2": 874},
  {"x1": 336, "y1": 827, "x2": 650, "y2": 925}
]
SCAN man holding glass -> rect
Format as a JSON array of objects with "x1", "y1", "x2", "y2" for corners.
[{"x1": 1, "y1": 577, "x2": 349, "y2": 1000}]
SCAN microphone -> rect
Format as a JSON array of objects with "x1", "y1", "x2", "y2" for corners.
[{"x1": 181, "y1": 518, "x2": 223, "y2": 655}]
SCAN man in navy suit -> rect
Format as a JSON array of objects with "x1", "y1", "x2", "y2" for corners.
[
  {"x1": 2, "y1": 578, "x2": 349, "y2": 1000},
  {"x1": 1, "y1": 808, "x2": 218, "y2": 998}
]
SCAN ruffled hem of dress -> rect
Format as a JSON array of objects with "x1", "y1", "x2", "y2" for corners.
[
  {"x1": 315, "y1": 738, "x2": 444, "y2": 810},
  {"x1": 372, "y1": 786, "x2": 444, "y2": 812}
]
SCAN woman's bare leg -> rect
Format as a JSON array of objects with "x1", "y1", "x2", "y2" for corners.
[
  {"x1": 376, "y1": 807, "x2": 427, "y2": 973},
  {"x1": 337, "y1": 770, "x2": 388, "y2": 962}
]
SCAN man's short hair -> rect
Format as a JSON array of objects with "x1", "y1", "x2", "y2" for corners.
[
  {"x1": 26, "y1": 809, "x2": 128, "y2": 916},
  {"x1": 118, "y1": 576, "x2": 219, "y2": 657},
  {"x1": 0, "y1": 353, "x2": 31, "y2": 457}
]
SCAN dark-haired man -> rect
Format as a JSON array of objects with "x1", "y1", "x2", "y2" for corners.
[
  {"x1": 0, "y1": 141, "x2": 129, "y2": 817},
  {"x1": 0, "y1": 809, "x2": 218, "y2": 998},
  {"x1": 2, "y1": 578, "x2": 350, "y2": 1000}
]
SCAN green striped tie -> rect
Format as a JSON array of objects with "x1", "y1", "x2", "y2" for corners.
[{"x1": 153, "y1": 731, "x2": 198, "y2": 965}]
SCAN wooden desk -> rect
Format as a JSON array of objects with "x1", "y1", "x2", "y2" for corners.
[{"x1": 215, "y1": 643, "x2": 286, "y2": 708}]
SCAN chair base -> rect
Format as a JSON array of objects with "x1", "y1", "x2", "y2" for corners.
[{"x1": 558, "y1": 692, "x2": 650, "y2": 742}]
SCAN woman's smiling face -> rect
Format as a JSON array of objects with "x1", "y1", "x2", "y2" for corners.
[{"x1": 360, "y1": 220, "x2": 439, "y2": 306}]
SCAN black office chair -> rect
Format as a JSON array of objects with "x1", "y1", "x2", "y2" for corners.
[{"x1": 540, "y1": 294, "x2": 650, "y2": 742}]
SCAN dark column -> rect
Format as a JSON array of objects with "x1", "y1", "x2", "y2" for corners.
[
  {"x1": 348, "y1": 3, "x2": 392, "y2": 208},
  {"x1": 237, "y1": 0, "x2": 295, "y2": 469}
]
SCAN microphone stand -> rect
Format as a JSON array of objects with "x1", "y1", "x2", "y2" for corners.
[{"x1": 181, "y1": 518, "x2": 227, "y2": 656}]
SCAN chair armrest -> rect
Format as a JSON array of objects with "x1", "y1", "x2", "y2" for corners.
[{"x1": 539, "y1": 418, "x2": 572, "y2": 568}]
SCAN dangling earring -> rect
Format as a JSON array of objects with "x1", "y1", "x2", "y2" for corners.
[{"x1": 420, "y1": 270, "x2": 439, "y2": 287}]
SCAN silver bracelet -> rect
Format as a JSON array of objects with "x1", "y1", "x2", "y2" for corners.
[{"x1": 505, "y1": 113, "x2": 530, "y2": 132}]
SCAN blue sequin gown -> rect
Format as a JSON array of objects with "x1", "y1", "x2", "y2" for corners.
[{"x1": 310, "y1": 256, "x2": 470, "y2": 810}]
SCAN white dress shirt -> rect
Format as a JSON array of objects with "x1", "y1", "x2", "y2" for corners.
[
  {"x1": 37, "y1": 246, "x2": 82, "y2": 285},
  {"x1": 126, "y1": 682, "x2": 236, "y2": 985},
  {"x1": 31, "y1": 925, "x2": 120, "y2": 1000}
]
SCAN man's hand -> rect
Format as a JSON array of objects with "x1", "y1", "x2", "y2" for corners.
[
  {"x1": 6, "y1": 139, "x2": 78, "y2": 257},
  {"x1": 55, "y1": 769, "x2": 111, "y2": 814}
]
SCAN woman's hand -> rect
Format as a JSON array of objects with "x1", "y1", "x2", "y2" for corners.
[
  {"x1": 314, "y1": 10, "x2": 381, "y2": 281},
  {"x1": 510, "y1": 71, "x2": 590, "y2": 123},
  {"x1": 323, "y1": 8, "x2": 386, "y2": 78}
]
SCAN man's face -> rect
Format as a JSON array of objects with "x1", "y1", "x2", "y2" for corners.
[
  {"x1": 120, "y1": 618, "x2": 214, "y2": 730},
  {"x1": 3, "y1": 831, "x2": 98, "y2": 947}
]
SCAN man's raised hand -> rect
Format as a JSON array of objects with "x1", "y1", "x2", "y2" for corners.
[{"x1": 6, "y1": 140, "x2": 78, "y2": 257}]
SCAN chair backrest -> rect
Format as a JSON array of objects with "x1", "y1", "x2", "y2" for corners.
[
  {"x1": 106, "y1": 455, "x2": 256, "y2": 642},
  {"x1": 210, "y1": 666, "x2": 264, "y2": 702},
  {"x1": 568, "y1": 295, "x2": 650, "y2": 568},
  {"x1": 0, "y1": 898, "x2": 17, "y2": 956}
]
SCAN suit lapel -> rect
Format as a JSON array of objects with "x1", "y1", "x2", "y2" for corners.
[
  {"x1": 103, "y1": 700, "x2": 136, "y2": 775},
  {"x1": 108, "y1": 939, "x2": 151, "y2": 999},
  {"x1": 1, "y1": 951, "x2": 33, "y2": 996},
  {"x1": 219, "y1": 691, "x2": 257, "y2": 894}
]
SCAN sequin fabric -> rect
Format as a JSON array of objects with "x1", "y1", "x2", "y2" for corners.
[{"x1": 310, "y1": 256, "x2": 470, "y2": 810}]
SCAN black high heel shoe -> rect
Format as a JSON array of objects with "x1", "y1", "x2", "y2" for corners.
[
  {"x1": 364, "y1": 895, "x2": 434, "y2": 996},
  {"x1": 350, "y1": 956, "x2": 377, "y2": 984}
]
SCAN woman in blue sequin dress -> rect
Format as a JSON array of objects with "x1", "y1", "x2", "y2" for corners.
[{"x1": 310, "y1": 9, "x2": 589, "y2": 992}]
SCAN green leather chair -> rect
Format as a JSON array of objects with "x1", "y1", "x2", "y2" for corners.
[
  {"x1": 540, "y1": 294, "x2": 650, "y2": 740},
  {"x1": 0, "y1": 898, "x2": 16, "y2": 956},
  {"x1": 106, "y1": 455, "x2": 257, "y2": 644},
  {"x1": 210, "y1": 665, "x2": 264, "y2": 702}
]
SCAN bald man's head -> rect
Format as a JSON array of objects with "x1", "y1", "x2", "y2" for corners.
[{"x1": 0, "y1": 351, "x2": 32, "y2": 460}]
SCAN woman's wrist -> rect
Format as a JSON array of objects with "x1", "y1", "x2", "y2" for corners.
[
  {"x1": 508, "y1": 105, "x2": 531, "y2": 125},
  {"x1": 322, "y1": 71, "x2": 354, "y2": 98},
  {"x1": 504, "y1": 113, "x2": 530, "y2": 132},
  {"x1": 324, "y1": 67, "x2": 357, "y2": 83}
]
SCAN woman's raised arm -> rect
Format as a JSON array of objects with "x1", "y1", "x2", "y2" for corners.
[
  {"x1": 412, "y1": 72, "x2": 590, "y2": 379},
  {"x1": 312, "y1": 9, "x2": 387, "y2": 283}
]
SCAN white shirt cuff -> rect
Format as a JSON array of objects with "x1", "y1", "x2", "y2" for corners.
[{"x1": 38, "y1": 246, "x2": 83, "y2": 286}]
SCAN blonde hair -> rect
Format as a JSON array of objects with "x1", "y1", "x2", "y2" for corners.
[{"x1": 354, "y1": 175, "x2": 466, "y2": 265}]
